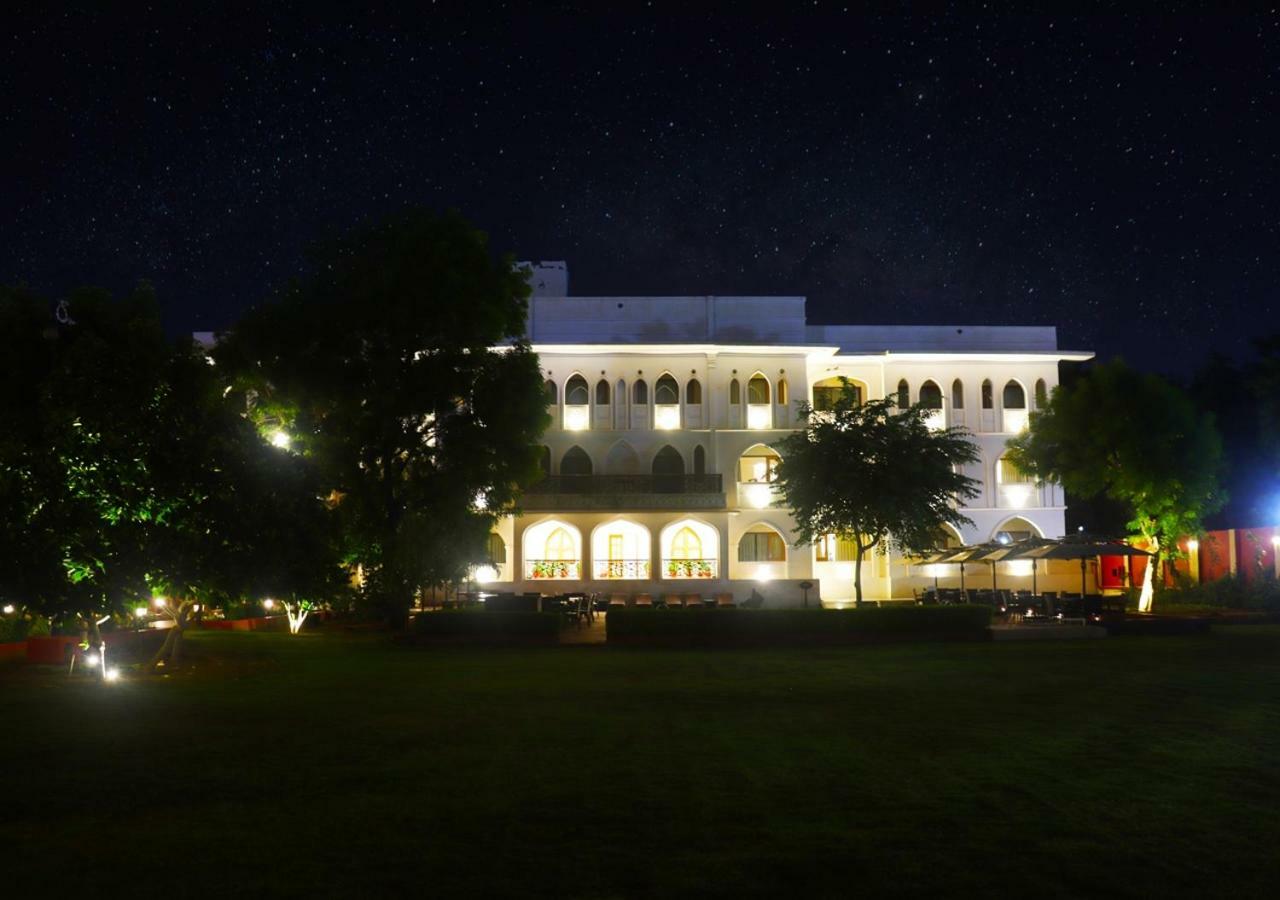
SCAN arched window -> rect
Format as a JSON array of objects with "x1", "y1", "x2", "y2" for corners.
[
  {"x1": 897, "y1": 379, "x2": 910, "y2": 408},
  {"x1": 729, "y1": 379, "x2": 741, "y2": 405},
  {"x1": 747, "y1": 374, "x2": 770, "y2": 404},
  {"x1": 565, "y1": 375, "x2": 589, "y2": 406},
  {"x1": 777, "y1": 379, "x2": 789, "y2": 404},
  {"x1": 1002, "y1": 380, "x2": 1026, "y2": 409},
  {"x1": 544, "y1": 527, "x2": 576, "y2": 561},
  {"x1": 1034, "y1": 379, "x2": 1048, "y2": 409},
  {"x1": 544, "y1": 379, "x2": 557, "y2": 405},
  {"x1": 997, "y1": 454, "x2": 1035, "y2": 484},
  {"x1": 693, "y1": 445, "x2": 706, "y2": 475},
  {"x1": 951, "y1": 379, "x2": 965, "y2": 410},
  {"x1": 595, "y1": 379, "x2": 610, "y2": 404},
  {"x1": 919, "y1": 381, "x2": 943, "y2": 409},
  {"x1": 604, "y1": 441, "x2": 640, "y2": 475},
  {"x1": 671, "y1": 527, "x2": 702, "y2": 560},
  {"x1": 486, "y1": 532, "x2": 505, "y2": 564},
  {"x1": 739, "y1": 445, "x2": 782, "y2": 483},
  {"x1": 686, "y1": 378, "x2": 702, "y2": 404},
  {"x1": 655, "y1": 374, "x2": 679, "y2": 405},
  {"x1": 560, "y1": 446, "x2": 593, "y2": 476},
  {"x1": 538, "y1": 446, "x2": 551, "y2": 477},
  {"x1": 633, "y1": 380, "x2": 648, "y2": 404},
  {"x1": 738, "y1": 528, "x2": 786, "y2": 562},
  {"x1": 981, "y1": 379, "x2": 994, "y2": 409},
  {"x1": 813, "y1": 377, "x2": 861, "y2": 411},
  {"x1": 652, "y1": 445, "x2": 685, "y2": 476}
]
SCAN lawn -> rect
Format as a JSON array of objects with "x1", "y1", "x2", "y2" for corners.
[{"x1": 2, "y1": 627, "x2": 1279, "y2": 898}]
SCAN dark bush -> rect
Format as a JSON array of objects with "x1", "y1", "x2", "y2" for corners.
[
  {"x1": 412, "y1": 611, "x2": 561, "y2": 640},
  {"x1": 1159, "y1": 574, "x2": 1280, "y2": 611},
  {"x1": 606, "y1": 605, "x2": 991, "y2": 645}
]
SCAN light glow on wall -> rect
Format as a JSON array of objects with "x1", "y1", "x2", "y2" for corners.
[
  {"x1": 924, "y1": 409, "x2": 946, "y2": 432},
  {"x1": 472, "y1": 564, "x2": 499, "y2": 583},
  {"x1": 654, "y1": 404, "x2": 680, "y2": 430},
  {"x1": 1005, "y1": 560, "x2": 1034, "y2": 577},
  {"x1": 563, "y1": 405, "x2": 590, "y2": 431},
  {"x1": 1001, "y1": 484, "x2": 1033, "y2": 508},
  {"x1": 743, "y1": 483, "x2": 773, "y2": 509},
  {"x1": 747, "y1": 404, "x2": 771, "y2": 429},
  {"x1": 1002, "y1": 410, "x2": 1028, "y2": 433}
]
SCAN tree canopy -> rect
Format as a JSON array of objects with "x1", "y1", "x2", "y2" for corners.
[
  {"x1": 0, "y1": 284, "x2": 344, "y2": 660},
  {"x1": 1006, "y1": 358, "x2": 1224, "y2": 610},
  {"x1": 215, "y1": 209, "x2": 549, "y2": 622},
  {"x1": 773, "y1": 380, "x2": 980, "y2": 606}
]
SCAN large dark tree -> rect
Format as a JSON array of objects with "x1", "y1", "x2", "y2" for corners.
[
  {"x1": 0, "y1": 285, "x2": 345, "y2": 670},
  {"x1": 773, "y1": 381, "x2": 980, "y2": 607},
  {"x1": 1007, "y1": 358, "x2": 1224, "y2": 610},
  {"x1": 216, "y1": 210, "x2": 549, "y2": 623}
]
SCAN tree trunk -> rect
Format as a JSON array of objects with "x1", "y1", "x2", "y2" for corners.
[
  {"x1": 853, "y1": 542, "x2": 864, "y2": 608},
  {"x1": 150, "y1": 601, "x2": 191, "y2": 668},
  {"x1": 1138, "y1": 534, "x2": 1159, "y2": 613}
]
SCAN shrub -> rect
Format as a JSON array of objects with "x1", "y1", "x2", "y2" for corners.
[
  {"x1": 1158, "y1": 574, "x2": 1280, "y2": 611},
  {"x1": 606, "y1": 605, "x2": 991, "y2": 645},
  {"x1": 412, "y1": 611, "x2": 561, "y2": 639}
]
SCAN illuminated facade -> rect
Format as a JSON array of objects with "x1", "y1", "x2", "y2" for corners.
[{"x1": 481, "y1": 262, "x2": 1093, "y2": 604}]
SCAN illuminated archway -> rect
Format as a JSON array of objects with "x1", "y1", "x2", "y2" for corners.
[
  {"x1": 590, "y1": 519, "x2": 652, "y2": 580},
  {"x1": 522, "y1": 519, "x2": 583, "y2": 580},
  {"x1": 660, "y1": 518, "x2": 720, "y2": 579}
]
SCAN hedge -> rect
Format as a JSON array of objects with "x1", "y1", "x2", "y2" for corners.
[
  {"x1": 606, "y1": 605, "x2": 992, "y2": 645},
  {"x1": 412, "y1": 611, "x2": 561, "y2": 640}
]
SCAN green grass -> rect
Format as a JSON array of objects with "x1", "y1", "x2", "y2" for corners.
[{"x1": 3, "y1": 628, "x2": 1279, "y2": 897}]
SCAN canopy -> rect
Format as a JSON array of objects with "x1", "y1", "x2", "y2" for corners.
[{"x1": 920, "y1": 535, "x2": 1151, "y2": 598}]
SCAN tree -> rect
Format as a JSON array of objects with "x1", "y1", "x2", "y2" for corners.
[
  {"x1": 773, "y1": 380, "x2": 980, "y2": 607},
  {"x1": 216, "y1": 209, "x2": 549, "y2": 624},
  {"x1": 1006, "y1": 358, "x2": 1225, "y2": 611},
  {"x1": 0, "y1": 284, "x2": 345, "y2": 673}
]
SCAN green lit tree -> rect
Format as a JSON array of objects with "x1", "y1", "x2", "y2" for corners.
[
  {"x1": 1005, "y1": 358, "x2": 1225, "y2": 610},
  {"x1": 773, "y1": 380, "x2": 980, "y2": 607},
  {"x1": 215, "y1": 209, "x2": 549, "y2": 625}
]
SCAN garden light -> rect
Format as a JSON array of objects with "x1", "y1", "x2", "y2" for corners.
[
  {"x1": 270, "y1": 430, "x2": 291, "y2": 449},
  {"x1": 263, "y1": 598, "x2": 275, "y2": 609},
  {"x1": 472, "y1": 565, "x2": 498, "y2": 584},
  {"x1": 153, "y1": 596, "x2": 167, "y2": 608},
  {"x1": 104, "y1": 667, "x2": 121, "y2": 682},
  {"x1": 2, "y1": 604, "x2": 13, "y2": 614},
  {"x1": 83, "y1": 651, "x2": 99, "y2": 668},
  {"x1": 134, "y1": 606, "x2": 147, "y2": 617},
  {"x1": 1187, "y1": 539, "x2": 1199, "y2": 552}
]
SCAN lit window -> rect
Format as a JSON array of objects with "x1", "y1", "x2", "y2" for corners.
[
  {"x1": 545, "y1": 528, "x2": 575, "y2": 561},
  {"x1": 671, "y1": 527, "x2": 702, "y2": 560}
]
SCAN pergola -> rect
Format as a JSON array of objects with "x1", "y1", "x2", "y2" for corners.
[{"x1": 917, "y1": 535, "x2": 1151, "y2": 598}]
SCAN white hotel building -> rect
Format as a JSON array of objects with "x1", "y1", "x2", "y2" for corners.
[{"x1": 483, "y1": 262, "x2": 1093, "y2": 605}]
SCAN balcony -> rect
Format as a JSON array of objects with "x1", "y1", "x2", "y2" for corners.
[
  {"x1": 592, "y1": 559, "x2": 651, "y2": 579},
  {"x1": 522, "y1": 474, "x2": 725, "y2": 511},
  {"x1": 523, "y1": 559, "x2": 582, "y2": 580},
  {"x1": 663, "y1": 558, "x2": 719, "y2": 579}
]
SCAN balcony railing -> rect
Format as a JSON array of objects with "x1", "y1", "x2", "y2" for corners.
[
  {"x1": 663, "y1": 558, "x2": 719, "y2": 579},
  {"x1": 592, "y1": 559, "x2": 651, "y2": 579},
  {"x1": 523, "y1": 559, "x2": 582, "y2": 580}
]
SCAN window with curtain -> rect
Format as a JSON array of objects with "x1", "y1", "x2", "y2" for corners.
[
  {"x1": 738, "y1": 530, "x2": 786, "y2": 562},
  {"x1": 747, "y1": 375, "x2": 770, "y2": 404}
]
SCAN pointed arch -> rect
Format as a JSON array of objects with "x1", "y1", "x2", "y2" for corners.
[
  {"x1": 737, "y1": 521, "x2": 788, "y2": 562},
  {"x1": 729, "y1": 378, "x2": 741, "y2": 405},
  {"x1": 919, "y1": 380, "x2": 943, "y2": 409},
  {"x1": 521, "y1": 518, "x2": 584, "y2": 580},
  {"x1": 1034, "y1": 378, "x2": 1048, "y2": 409},
  {"x1": 633, "y1": 379, "x2": 648, "y2": 405},
  {"x1": 951, "y1": 379, "x2": 965, "y2": 409},
  {"x1": 564, "y1": 374, "x2": 589, "y2": 406},
  {"x1": 538, "y1": 445, "x2": 552, "y2": 477},
  {"x1": 1002, "y1": 380, "x2": 1027, "y2": 410},
  {"x1": 543, "y1": 379, "x2": 557, "y2": 405},
  {"x1": 660, "y1": 517, "x2": 721, "y2": 578},
  {"x1": 589, "y1": 517, "x2": 652, "y2": 580},
  {"x1": 981, "y1": 379, "x2": 994, "y2": 409},
  {"x1": 560, "y1": 445, "x2": 593, "y2": 476},
  {"x1": 654, "y1": 373, "x2": 679, "y2": 405},
  {"x1": 595, "y1": 379, "x2": 610, "y2": 405},
  {"x1": 604, "y1": 440, "x2": 640, "y2": 475},
  {"x1": 693, "y1": 444, "x2": 706, "y2": 475},
  {"x1": 651, "y1": 445, "x2": 685, "y2": 476},
  {"x1": 813, "y1": 376, "x2": 864, "y2": 411},
  {"x1": 896, "y1": 378, "x2": 910, "y2": 408},
  {"x1": 738, "y1": 443, "x2": 782, "y2": 483},
  {"x1": 991, "y1": 515, "x2": 1044, "y2": 543},
  {"x1": 747, "y1": 373, "x2": 770, "y2": 404},
  {"x1": 686, "y1": 378, "x2": 702, "y2": 404},
  {"x1": 777, "y1": 379, "x2": 789, "y2": 405}
]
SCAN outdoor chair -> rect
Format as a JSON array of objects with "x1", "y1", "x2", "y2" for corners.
[
  {"x1": 683, "y1": 593, "x2": 704, "y2": 608},
  {"x1": 662, "y1": 594, "x2": 684, "y2": 609},
  {"x1": 715, "y1": 593, "x2": 735, "y2": 608},
  {"x1": 634, "y1": 593, "x2": 653, "y2": 607}
]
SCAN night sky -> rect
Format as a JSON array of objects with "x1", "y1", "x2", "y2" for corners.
[{"x1": 3, "y1": 5, "x2": 1277, "y2": 375}]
